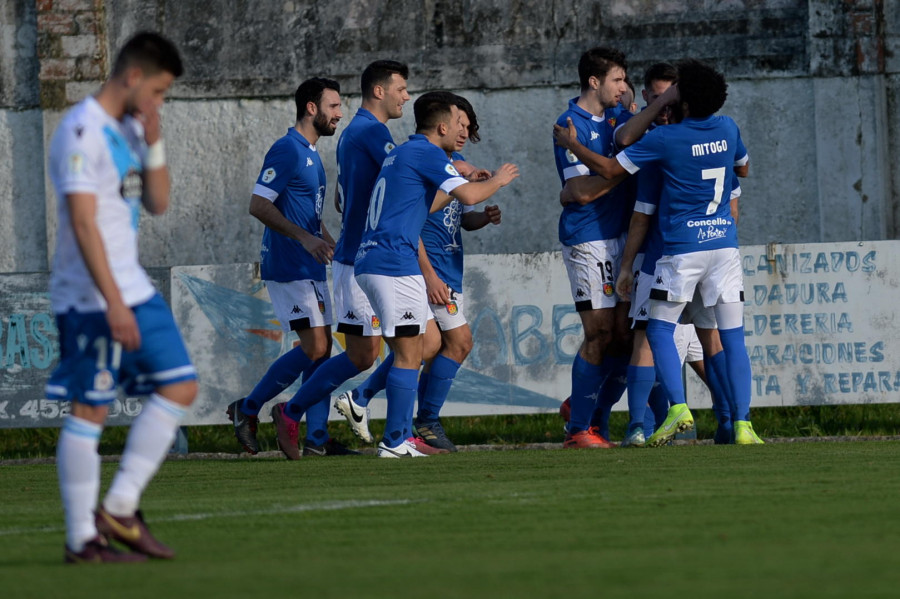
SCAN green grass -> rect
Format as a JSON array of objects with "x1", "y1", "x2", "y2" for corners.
[
  {"x1": 2, "y1": 443, "x2": 899, "y2": 598},
  {"x1": 2, "y1": 403, "x2": 900, "y2": 459}
]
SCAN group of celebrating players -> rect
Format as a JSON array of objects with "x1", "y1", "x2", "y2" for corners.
[{"x1": 45, "y1": 31, "x2": 761, "y2": 562}]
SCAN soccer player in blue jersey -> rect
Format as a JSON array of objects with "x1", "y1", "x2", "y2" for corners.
[
  {"x1": 355, "y1": 91, "x2": 518, "y2": 457},
  {"x1": 226, "y1": 77, "x2": 350, "y2": 460},
  {"x1": 46, "y1": 32, "x2": 197, "y2": 563},
  {"x1": 591, "y1": 59, "x2": 761, "y2": 446},
  {"x1": 552, "y1": 47, "x2": 676, "y2": 449}
]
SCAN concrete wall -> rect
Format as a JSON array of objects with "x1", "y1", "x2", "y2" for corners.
[{"x1": 1, "y1": 0, "x2": 898, "y2": 269}]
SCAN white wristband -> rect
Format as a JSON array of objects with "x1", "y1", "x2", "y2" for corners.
[{"x1": 145, "y1": 140, "x2": 166, "y2": 170}]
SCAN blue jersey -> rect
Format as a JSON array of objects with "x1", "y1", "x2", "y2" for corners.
[
  {"x1": 619, "y1": 115, "x2": 748, "y2": 256},
  {"x1": 253, "y1": 128, "x2": 327, "y2": 282},
  {"x1": 421, "y1": 151, "x2": 470, "y2": 292},
  {"x1": 553, "y1": 98, "x2": 632, "y2": 246},
  {"x1": 333, "y1": 109, "x2": 396, "y2": 265},
  {"x1": 355, "y1": 134, "x2": 468, "y2": 277}
]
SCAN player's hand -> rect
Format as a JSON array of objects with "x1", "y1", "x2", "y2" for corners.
[
  {"x1": 559, "y1": 187, "x2": 575, "y2": 207},
  {"x1": 658, "y1": 82, "x2": 680, "y2": 106},
  {"x1": 425, "y1": 274, "x2": 451, "y2": 305},
  {"x1": 107, "y1": 301, "x2": 141, "y2": 352},
  {"x1": 484, "y1": 204, "x2": 502, "y2": 225},
  {"x1": 491, "y1": 163, "x2": 519, "y2": 187},
  {"x1": 452, "y1": 160, "x2": 477, "y2": 179},
  {"x1": 135, "y1": 97, "x2": 163, "y2": 145},
  {"x1": 616, "y1": 270, "x2": 634, "y2": 301},
  {"x1": 469, "y1": 168, "x2": 492, "y2": 182},
  {"x1": 303, "y1": 236, "x2": 334, "y2": 264},
  {"x1": 553, "y1": 117, "x2": 578, "y2": 150}
]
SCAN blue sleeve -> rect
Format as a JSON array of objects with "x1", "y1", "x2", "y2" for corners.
[
  {"x1": 255, "y1": 139, "x2": 299, "y2": 198},
  {"x1": 553, "y1": 114, "x2": 593, "y2": 181},
  {"x1": 622, "y1": 127, "x2": 665, "y2": 171},
  {"x1": 358, "y1": 123, "x2": 396, "y2": 165}
]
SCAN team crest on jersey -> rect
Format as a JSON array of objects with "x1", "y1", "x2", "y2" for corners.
[
  {"x1": 371, "y1": 315, "x2": 381, "y2": 329},
  {"x1": 262, "y1": 168, "x2": 276, "y2": 183},
  {"x1": 607, "y1": 117, "x2": 617, "y2": 127},
  {"x1": 94, "y1": 369, "x2": 114, "y2": 392},
  {"x1": 603, "y1": 282, "x2": 615, "y2": 297},
  {"x1": 384, "y1": 142, "x2": 395, "y2": 154},
  {"x1": 445, "y1": 163, "x2": 461, "y2": 177},
  {"x1": 565, "y1": 149, "x2": 577, "y2": 164},
  {"x1": 121, "y1": 168, "x2": 143, "y2": 200},
  {"x1": 445, "y1": 301, "x2": 458, "y2": 316}
]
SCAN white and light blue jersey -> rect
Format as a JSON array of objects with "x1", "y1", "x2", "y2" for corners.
[
  {"x1": 48, "y1": 96, "x2": 155, "y2": 313},
  {"x1": 333, "y1": 108, "x2": 396, "y2": 266},
  {"x1": 253, "y1": 128, "x2": 327, "y2": 282},
  {"x1": 554, "y1": 98, "x2": 632, "y2": 246},
  {"x1": 421, "y1": 150, "x2": 473, "y2": 293},
  {"x1": 618, "y1": 115, "x2": 748, "y2": 256},
  {"x1": 355, "y1": 134, "x2": 468, "y2": 277}
]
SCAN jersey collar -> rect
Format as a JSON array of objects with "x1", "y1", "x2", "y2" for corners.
[
  {"x1": 568, "y1": 97, "x2": 604, "y2": 122},
  {"x1": 287, "y1": 127, "x2": 316, "y2": 151}
]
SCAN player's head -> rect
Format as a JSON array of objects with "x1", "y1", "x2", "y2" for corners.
[
  {"x1": 414, "y1": 91, "x2": 461, "y2": 152},
  {"x1": 642, "y1": 62, "x2": 679, "y2": 125},
  {"x1": 361, "y1": 60, "x2": 410, "y2": 119},
  {"x1": 578, "y1": 46, "x2": 628, "y2": 108},
  {"x1": 675, "y1": 59, "x2": 727, "y2": 118},
  {"x1": 453, "y1": 94, "x2": 480, "y2": 151},
  {"x1": 621, "y1": 76, "x2": 637, "y2": 114},
  {"x1": 111, "y1": 32, "x2": 183, "y2": 115},
  {"x1": 295, "y1": 77, "x2": 343, "y2": 136}
]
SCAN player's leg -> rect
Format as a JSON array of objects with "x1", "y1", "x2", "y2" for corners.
[
  {"x1": 693, "y1": 324, "x2": 734, "y2": 444},
  {"x1": 590, "y1": 300, "x2": 631, "y2": 438},
  {"x1": 98, "y1": 294, "x2": 198, "y2": 559}
]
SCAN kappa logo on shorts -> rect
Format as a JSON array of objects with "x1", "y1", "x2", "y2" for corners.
[
  {"x1": 291, "y1": 305, "x2": 302, "y2": 314},
  {"x1": 344, "y1": 310, "x2": 357, "y2": 321},
  {"x1": 603, "y1": 282, "x2": 614, "y2": 297},
  {"x1": 446, "y1": 301, "x2": 458, "y2": 316},
  {"x1": 656, "y1": 276, "x2": 664, "y2": 285},
  {"x1": 639, "y1": 307, "x2": 647, "y2": 316},
  {"x1": 262, "y1": 168, "x2": 276, "y2": 183},
  {"x1": 575, "y1": 288, "x2": 585, "y2": 298},
  {"x1": 371, "y1": 315, "x2": 381, "y2": 329},
  {"x1": 401, "y1": 312, "x2": 415, "y2": 320}
]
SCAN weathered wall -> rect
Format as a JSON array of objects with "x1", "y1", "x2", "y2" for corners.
[{"x1": 1, "y1": 0, "x2": 897, "y2": 271}]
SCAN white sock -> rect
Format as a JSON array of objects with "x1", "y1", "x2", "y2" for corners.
[
  {"x1": 57, "y1": 416, "x2": 103, "y2": 552},
  {"x1": 103, "y1": 394, "x2": 186, "y2": 517}
]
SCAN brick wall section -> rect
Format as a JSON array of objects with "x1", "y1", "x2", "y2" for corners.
[{"x1": 36, "y1": 0, "x2": 107, "y2": 110}]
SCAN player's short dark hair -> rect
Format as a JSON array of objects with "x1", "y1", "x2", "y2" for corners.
[
  {"x1": 643, "y1": 62, "x2": 678, "y2": 90},
  {"x1": 414, "y1": 91, "x2": 457, "y2": 132},
  {"x1": 295, "y1": 77, "x2": 341, "y2": 121},
  {"x1": 676, "y1": 59, "x2": 727, "y2": 118},
  {"x1": 361, "y1": 60, "x2": 409, "y2": 99},
  {"x1": 624, "y1": 76, "x2": 635, "y2": 96},
  {"x1": 111, "y1": 31, "x2": 183, "y2": 78},
  {"x1": 453, "y1": 94, "x2": 480, "y2": 143},
  {"x1": 578, "y1": 46, "x2": 627, "y2": 91}
]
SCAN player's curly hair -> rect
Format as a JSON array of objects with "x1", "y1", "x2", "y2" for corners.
[
  {"x1": 676, "y1": 59, "x2": 727, "y2": 118},
  {"x1": 453, "y1": 95, "x2": 480, "y2": 143},
  {"x1": 578, "y1": 47, "x2": 627, "y2": 91}
]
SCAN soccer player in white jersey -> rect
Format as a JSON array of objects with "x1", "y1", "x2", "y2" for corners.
[
  {"x1": 227, "y1": 78, "x2": 350, "y2": 460},
  {"x1": 354, "y1": 91, "x2": 518, "y2": 457},
  {"x1": 551, "y1": 47, "x2": 676, "y2": 449},
  {"x1": 256, "y1": 61, "x2": 410, "y2": 451},
  {"x1": 589, "y1": 59, "x2": 762, "y2": 446},
  {"x1": 46, "y1": 32, "x2": 197, "y2": 563}
]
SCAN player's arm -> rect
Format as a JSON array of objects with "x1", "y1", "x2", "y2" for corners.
[
  {"x1": 615, "y1": 210, "x2": 651, "y2": 300},
  {"x1": 613, "y1": 84, "x2": 680, "y2": 148},
  {"x1": 321, "y1": 220, "x2": 336, "y2": 247},
  {"x1": 461, "y1": 204, "x2": 501, "y2": 231},
  {"x1": 446, "y1": 163, "x2": 519, "y2": 207},
  {"x1": 553, "y1": 122, "x2": 620, "y2": 179},
  {"x1": 731, "y1": 198, "x2": 740, "y2": 224},
  {"x1": 139, "y1": 101, "x2": 170, "y2": 215},
  {"x1": 734, "y1": 163, "x2": 749, "y2": 178},
  {"x1": 67, "y1": 193, "x2": 141, "y2": 350},
  {"x1": 418, "y1": 238, "x2": 450, "y2": 305},
  {"x1": 248, "y1": 195, "x2": 333, "y2": 264},
  {"x1": 559, "y1": 173, "x2": 628, "y2": 206},
  {"x1": 453, "y1": 160, "x2": 492, "y2": 182},
  {"x1": 333, "y1": 187, "x2": 342, "y2": 214}
]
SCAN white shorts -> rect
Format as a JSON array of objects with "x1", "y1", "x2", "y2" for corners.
[
  {"x1": 629, "y1": 268, "x2": 652, "y2": 328},
  {"x1": 674, "y1": 323, "x2": 704, "y2": 364},
  {"x1": 680, "y1": 290, "x2": 718, "y2": 329},
  {"x1": 562, "y1": 236, "x2": 625, "y2": 311},
  {"x1": 651, "y1": 248, "x2": 744, "y2": 306},
  {"x1": 355, "y1": 273, "x2": 428, "y2": 338},
  {"x1": 333, "y1": 261, "x2": 382, "y2": 337},
  {"x1": 266, "y1": 279, "x2": 333, "y2": 332},
  {"x1": 430, "y1": 290, "x2": 467, "y2": 331}
]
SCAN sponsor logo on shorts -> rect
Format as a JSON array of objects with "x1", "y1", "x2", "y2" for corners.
[
  {"x1": 401, "y1": 311, "x2": 415, "y2": 320},
  {"x1": 344, "y1": 310, "x2": 357, "y2": 321},
  {"x1": 446, "y1": 301, "x2": 458, "y2": 316},
  {"x1": 603, "y1": 282, "x2": 614, "y2": 297},
  {"x1": 371, "y1": 315, "x2": 381, "y2": 329},
  {"x1": 291, "y1": 305, "x2": 302, "y2": 314},
  {"x1": 94, "y1": 369, "x2": 114, "y2": 391}
]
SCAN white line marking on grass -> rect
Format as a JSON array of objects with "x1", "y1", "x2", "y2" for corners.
[{"x1": 0, "y1": 498, "x2": 421, "y2": 537}]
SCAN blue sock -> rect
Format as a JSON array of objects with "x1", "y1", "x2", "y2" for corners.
[
  {"x1": 283, "y1": 352, "x2": 360, "y2": 422},
  {"x1": 719, "y1": 327, "x2": 753, "y2": 421},
  {"x1": 626, "y1": 365, "x2": 656, "y2": 431},
  {"x1": 383, "y1": 367, "x2": 419, "y2": 446},
  {"x1": 417, "y1": 354, "x2": 460, "y2": 424},
  {"x1": 241, "y1": 344, "x2": 312, "y2": 415},
  {"x1": 356, "y1": 353, "x2": 394, "y2": 408},
  {"x1": 590, "y1": 357, "x2": 628, "y2": 437},
  {"x1": 646, "y1": 319, "x2": 685, "y2": 406},
  {"x1": 704, "y1": 351, "x2": 734, "y2": 442},
  {"x1": 417, "y1": 369, "x2": 430, "y2": 406},
  {"x1": 303, "y1": 358, "x2": 330, "y2": 444},
  {"x1": 569, "y1": 354, "x2": 605, "y2": 433},
  {"x1": 645, "y1": 383, "x2": 667, "y2": 438}
]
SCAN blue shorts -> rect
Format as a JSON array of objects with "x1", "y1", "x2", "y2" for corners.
[{"x1": 46, "y1": 293, "x2": 197, "y2": 405}]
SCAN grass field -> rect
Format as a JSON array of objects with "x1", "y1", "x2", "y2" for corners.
[{"x1": 2, "y1": 442, "x2": 899, "y2": 598}]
